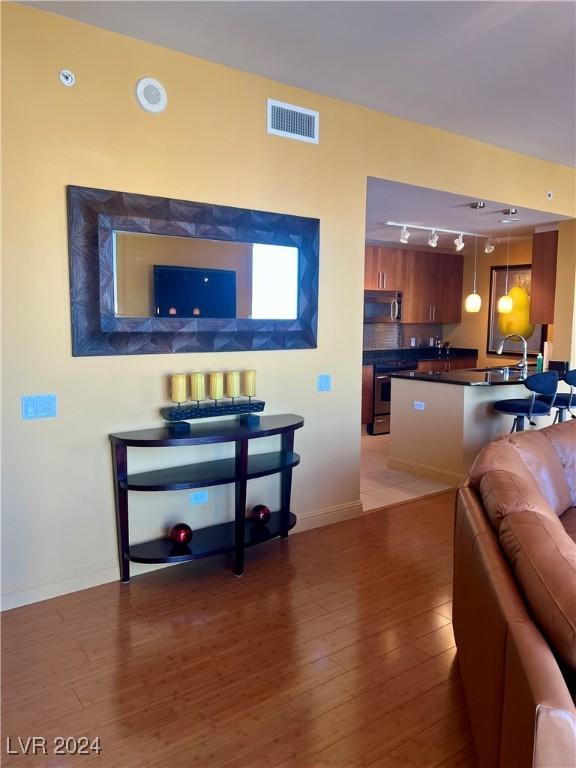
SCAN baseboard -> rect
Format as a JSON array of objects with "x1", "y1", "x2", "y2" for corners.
[
  {"x1": 387, "y1": 458, "x2": 462, "y2": 486},
  {"x1": 291, "y1": 499, "x2": 364, "y2": 533},
  {"x1": 2, "y1": 501, "x2": 364, "y2": 611},
  {"x1": 1, "y1": 559, "x2": 122, "y2": 611}
]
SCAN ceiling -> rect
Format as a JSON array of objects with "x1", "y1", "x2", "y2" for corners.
[
  {"x1": 365, "y1": 178, "x2": 571, "y2": 253},
  {"x1": 25, "y1": 1, "x2": 576, "y2": 167}
]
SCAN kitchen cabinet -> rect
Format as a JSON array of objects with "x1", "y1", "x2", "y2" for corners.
[
  {"x1": 368, "y1": 247, "x2": 463, "y2": 324},
  {"x1": 362, "y1": 365, "x2": 374, "y2": 424},
  {"x1": 530, "y1": 230, "x2": 558, "y2": 325},
  {"x1": 364, "y1": 247, "x2": 404, "y2": 291},
  {"x1": 417, "y1": 356, "x2": 477, "y2": 373}
]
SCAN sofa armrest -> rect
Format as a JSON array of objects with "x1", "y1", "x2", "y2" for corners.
[{"x1": 501, "y1": 620, "x2": 576, "y2": 768}]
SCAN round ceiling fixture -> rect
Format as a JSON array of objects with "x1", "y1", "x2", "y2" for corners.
[
  {"x1": 59, "y1": 69, "x2": 76, "y2": 87},
  {"x1": 135, "y1": 77, "x2": 167, "y2": 114}
]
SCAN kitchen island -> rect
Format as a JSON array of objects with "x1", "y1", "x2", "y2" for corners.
[{"x1": 387, "y1": 367, "x2": 556, "y2": 483}]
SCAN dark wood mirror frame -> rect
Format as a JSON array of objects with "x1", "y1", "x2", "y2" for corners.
[{"x1": 67, "y1": 186, "x2": 319, "y2": 356}]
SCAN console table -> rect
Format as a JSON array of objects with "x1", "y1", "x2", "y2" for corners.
[{"x1": 109, "y1": 414, "x2": 303, "y2": 582}]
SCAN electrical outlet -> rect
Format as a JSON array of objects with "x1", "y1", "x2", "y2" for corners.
[
  {"x1": 429, "y1": 337, "x2": 435, "y2": 347},
  {"x1": 317, "y1": 374, "x2": 332, "y2": 392},
  {"x1": 410, "y1": 338, "x2": 416, "y2": 347},
  {"x1": 190, "y1": 490, "x2": 209, "y2": 505},
  {"x1": 413, "y1": 401, "x2": 426, "y2": 411},
  {"x1": 21, "y1": 394, "x2": 57, "y2": 420}
]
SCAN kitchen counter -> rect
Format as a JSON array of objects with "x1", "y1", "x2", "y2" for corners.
[
  {"x1": 390, "y1": 366, "x2": 534, "y2": 386},
  {"x1": 387, "y1": 369, "x2": 555, "y2": 483},
  {"x1": 362, "y1": 347, "x2": 478, "y2": 365}
]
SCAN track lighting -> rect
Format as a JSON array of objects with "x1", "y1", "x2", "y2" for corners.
[
  {"x1": 428, "y1": 230, "x2": 439, "y2": 248},
  {"x1": 500, "y1": 208, "x2": 519, "y2": 224},
  {"x1": 454, "y1": 234, "x2": 465, "y2": 252},
  {"x1": 400, "y1": 226, "x2": 410, "y2": 244},
  {"x1": 484, "y1": 240, "x2": 495, "y2": 254}
]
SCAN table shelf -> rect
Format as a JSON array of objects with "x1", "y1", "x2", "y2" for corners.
[
  {"x1": 128, "y1": 512, "x2": 297, "y2": 563},
  {"x1": 123, "y1": 450, "x2": 300, "y2": 491}
]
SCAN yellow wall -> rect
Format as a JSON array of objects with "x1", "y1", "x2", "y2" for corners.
[
  {"x1": 116, "y1": 234, "x2": 253, "y2": 317},
  {"x1": 2, "y1": 4, "x2": 575, "y2": 608},
  {"x1": 446, "y1": 239, "x2": 535, "y2": 367}
]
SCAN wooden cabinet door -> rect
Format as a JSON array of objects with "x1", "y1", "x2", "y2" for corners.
[
  {"x1": 530, "y1": 230, "x2": 558, "y2": 325},
  {"x1": 364, "y1": 247, "x2": 404, "y2": 291},
  {"x1": 361, "y1": 365, "x2": 374, "y2": 424},
  {"x1": 435, "y1": 252, "x2": 464, "y2": 323},
  {"x1": 403, "y1": 251, "x2": 433, "y2": 322},
  {"x1": 448, "y1": 356, "x2": 477, "y2": 370}
]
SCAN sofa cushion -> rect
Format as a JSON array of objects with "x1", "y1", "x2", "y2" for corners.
[
  {"x1": 499, "y1": 509, "x2": 576, "y2": 673},
  {"x1": 540, "y1": 420, "x2": 576, "y2": 506},
  {"x1": 479, "y1": 470, "x2": 557, "y2": 533},
  {"x1": 560, "y1": 508, "x2": 576, "y2": 543},
  {"x1": 508, "y1": 430, "x2": 572, "y2": 517},
  {"x1": 468, "y1": 436, "x2": 536, "y2": 490}
]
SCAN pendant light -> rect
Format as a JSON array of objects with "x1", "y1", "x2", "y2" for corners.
[
  {"x1": 464, "y1": 203, "x2": 482, "y2": 313},
  {"x1": 497, "y1": 229, "x2": 513, "y2": 314}
]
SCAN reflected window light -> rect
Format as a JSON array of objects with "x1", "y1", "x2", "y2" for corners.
[{"x1": 251, "y1": 244, "x2": 298, "y2": 319}]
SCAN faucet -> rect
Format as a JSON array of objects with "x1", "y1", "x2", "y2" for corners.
[{"x1": 497, "y1": 334, "x2": 528, "y2": 373}]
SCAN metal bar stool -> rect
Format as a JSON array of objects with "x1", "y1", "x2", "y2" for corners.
[
  {"x1": 538, "y1": 369, "x2": 576, "y2": 423},
  {"x1": 493, "y1": 371, "x2": 559, "y2": 433}
]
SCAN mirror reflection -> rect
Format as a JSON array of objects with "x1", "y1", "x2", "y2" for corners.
[{"x1": 113, "y1": 232, "x2": 299, "y2": 319}]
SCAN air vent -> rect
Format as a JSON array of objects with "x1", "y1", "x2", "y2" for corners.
[{"x1": 267, "y1": 99, "x2": 319, "y2": 144}]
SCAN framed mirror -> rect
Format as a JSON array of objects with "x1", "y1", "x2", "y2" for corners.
[{"x1": 67, "y1": 186, "x2": 319, "y2": 356}]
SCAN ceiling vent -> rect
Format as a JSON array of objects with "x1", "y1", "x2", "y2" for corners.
[{"x1": 267, "y1": 99, "x2": 319, "y2": 144}]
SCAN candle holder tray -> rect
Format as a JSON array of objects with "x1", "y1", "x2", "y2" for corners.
[{"x1": 161, "y1": 399, "x2": 265, "y2": 422}]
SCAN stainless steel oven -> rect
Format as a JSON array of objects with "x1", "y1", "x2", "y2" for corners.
[{"x1": 368, "y1": 360, "x2": 418, "y2": 435}]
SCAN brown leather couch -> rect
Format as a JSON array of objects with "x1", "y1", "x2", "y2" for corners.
[{"x1": 454, "y1": 420, "x2": 576, "y2": 768}]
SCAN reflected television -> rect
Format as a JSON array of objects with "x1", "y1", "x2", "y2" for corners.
[{"x1": 153, "y1": 265, "x2": 237, "y2": 318}]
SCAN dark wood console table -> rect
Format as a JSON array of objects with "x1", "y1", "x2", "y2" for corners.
[{"x1": 109, "y1": 414, "x2": 304, "y2": 582}]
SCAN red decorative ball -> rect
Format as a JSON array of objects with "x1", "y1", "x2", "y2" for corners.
[
  {"x1": 169, "y1": 523, "x2": 193, "y2": 545},
  {"x1": 250, "y1": 504, "x2": 271, "y2": 525}
]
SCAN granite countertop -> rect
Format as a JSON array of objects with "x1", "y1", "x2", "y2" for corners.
[
  {"x1": 362, "y1": 347, "x2": 478, "y2": 364},
  {"x1": 389, "y1": 366, "x2": 536, "y2": 386}
]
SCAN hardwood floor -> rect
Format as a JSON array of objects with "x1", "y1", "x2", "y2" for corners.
[{"x1": 1, "y1": 492, "x2": 477, "y2": 767}]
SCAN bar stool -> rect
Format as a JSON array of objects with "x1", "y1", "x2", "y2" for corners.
[
  {"x1": 538, "y1": 369, "x2": 576, "y2": 423},
  {"x1": 493, "y1": 371, "x2": 558, "y2": 433}
]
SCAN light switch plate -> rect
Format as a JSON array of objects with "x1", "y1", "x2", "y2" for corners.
[
  {"x1": 190, "y1": 490, "x2": 209, "y2": 505},
  {"x1": 317, "y1": 374, "x2": 332, "y2": 392},
  {"x1": 21, "y1": 394, "x2": 57, "y2": 420},
  {"x1": 413, "y1": 401, "x2": 426, "y2": 411}
]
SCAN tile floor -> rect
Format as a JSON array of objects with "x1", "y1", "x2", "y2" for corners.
[{"x1": 361, "y1": 430, "x2": 456, "y2": 511}]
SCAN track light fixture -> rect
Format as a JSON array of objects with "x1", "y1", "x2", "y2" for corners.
[
  {"x1": 428, "y1": 230, "x2": 439, "y2": 248},
  {"x1": 454, "y1": 233, "x2": 465, "y2": 252},
  {"x1": 500, "y1": 208, "x2": 519, "y2": 224},
  {"x1": 484, "y1": 240, "x2": 495, "y2": 254},
  {"x1": 400, "y1": 226, "x2": 410, "y2": 244}
]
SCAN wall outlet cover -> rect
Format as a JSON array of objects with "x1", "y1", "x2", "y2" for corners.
[
  {"x1": 21, "y1": 394, "x2": 57, "y2": 420},
  {"x1": 190, "y1": 490, "x2": 209, "y2": 505},
  {"x1": 410, "y1": 338, "x2": 416, "y2": 347},
  {"x1": 317, "y1": 374, "x2": 332, "y2": 392}
]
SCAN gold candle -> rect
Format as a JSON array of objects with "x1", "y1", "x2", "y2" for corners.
[
  {"x1": 190, "y1": 372, "x2": 206, "y2": 402},
  {"x1": 225, "y1": 371, "x2": 241, "y2": 399},
  {"x1": 170, "y1": 373, "x2": 187, "y2": 404},
  {"x1": 242, "y1": 370, "x2": 256, "y2": 398},
  {"x1": 208, "y1": 371, "x2": 224, "y2": 401}
]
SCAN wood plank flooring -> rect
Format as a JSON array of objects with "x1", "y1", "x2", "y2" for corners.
[{"x1": 1, "y1": 492, "x2": 477, "y2": 767}]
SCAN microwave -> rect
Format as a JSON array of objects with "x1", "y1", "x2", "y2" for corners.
[{"x1": 363, "y1": 291, "x2": 402, "y2": 323}]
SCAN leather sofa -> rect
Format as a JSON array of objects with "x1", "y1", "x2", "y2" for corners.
[{"x1": 454, "y1": 420, "x2": 576, "y2": 768}]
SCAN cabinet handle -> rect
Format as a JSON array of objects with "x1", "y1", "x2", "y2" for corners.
[
  {"x1": 383, "y1": 272, "x2": 387, "y2": 289},
  {"x1": 433, "y1": 305, "x2": 436, "y2": 321},
  {"x1": 377, "y1": 272, "x2": 382, "y2": 289},
  {"x1": 391, "y1": 298, "x2": 399, "y2": 321}
]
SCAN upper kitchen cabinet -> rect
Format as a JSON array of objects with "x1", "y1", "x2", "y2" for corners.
[
  {"x1": 364, "y1": 245, "x2": 463, "y2": 323},
  {"x1": 530, "y1": 230, "x2": 558, "y2": 325},
  {"x1": 402, "y1": 250, "x2": 463, "y2": 323},
  {"x1": 364, "y1": 246, "x2": 405, "y2": 290}
]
